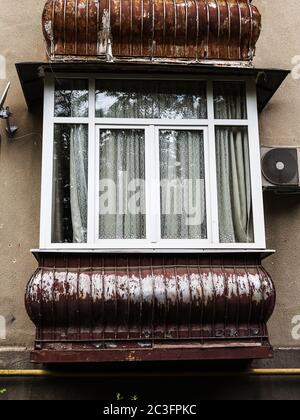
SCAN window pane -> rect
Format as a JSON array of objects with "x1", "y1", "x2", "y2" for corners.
[
  {"x1": 213, "y1": 82, "x2": 247, "y2": 119},
  {"x1": 215, "y1": 127, "x2": 254, "y2": 243},
  {"x1": 160, "y1": 130, "x2": 207, "y2": 239},
  {"x1": 52, "y1": 124, "x2": 88, "y2": 243},
  {"x1": 95, "y1": 80, "x2": 207, "y2": 119},
  {"x1": 54, "y1": 79, "x2": 89, "y2": 117},
  {"x1": 99, "y1": 129, "x2": 146, "y2": 239}
]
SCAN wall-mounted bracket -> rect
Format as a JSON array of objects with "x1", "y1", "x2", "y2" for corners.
[{"x1": 0, "y1": 82, "x2": 18, "y2": 138}]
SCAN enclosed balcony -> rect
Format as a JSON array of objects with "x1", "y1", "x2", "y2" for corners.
[{"x1": 18, "y1": 0, "x2": 288, "y2": 364}]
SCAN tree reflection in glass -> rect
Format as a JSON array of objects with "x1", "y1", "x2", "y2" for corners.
[
  {"x1": 54, "y1": 79, "x2": 89, "y2": 118},
  {"x1": 95, "y1": 80, "x2": 207, "y2": 119}
]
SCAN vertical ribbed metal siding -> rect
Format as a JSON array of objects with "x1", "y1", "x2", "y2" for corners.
[
  {"x1": 25, "y1": 253, "x2": 275, "y2": 345},
  {"x1": 42, "y1": 0, "x2": 261, "y2": 61}
]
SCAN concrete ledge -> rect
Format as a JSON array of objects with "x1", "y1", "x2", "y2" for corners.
[
  {"x1": 1, "y1": 347, "x2": 300, "y2": 371},
  {"x1": 1, "y1": 347, "x2": 300, "y2": 399}
]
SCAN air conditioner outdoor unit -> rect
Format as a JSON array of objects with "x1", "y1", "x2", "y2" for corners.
[{"x1": 261, "y1": 146, "x2": 300, "y2": 193}]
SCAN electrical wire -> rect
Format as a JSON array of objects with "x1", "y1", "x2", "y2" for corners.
[{"x1": 8, "y1": 132, "x2": 42, "y2": 141}]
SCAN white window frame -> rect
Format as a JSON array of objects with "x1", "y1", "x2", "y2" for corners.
[
  {"x1": 39, "y1": 74, "x2": 266, "y2": 251},
  {"x1": 94, "y1": 124, "x2": 210, "y2": 248}
]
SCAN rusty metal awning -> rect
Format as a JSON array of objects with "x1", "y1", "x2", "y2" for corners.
[{"x1": 16, "y1": 61, "x2": 289, "y2": 113}]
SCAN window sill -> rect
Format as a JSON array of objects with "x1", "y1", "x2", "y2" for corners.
[{"x1": 31, "y1": 248, "x2": 275, "y2": 259}]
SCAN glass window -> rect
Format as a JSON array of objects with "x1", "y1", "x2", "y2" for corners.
[
  {"x1": 54, "y1": 79, "x2": 89, "y2": 117},
  {"x1": 43, "y1": 76, "x2": 263, "y2": 249},
  {"x1": 215, "y1": 126, "x2": 254, "y2": 243},
  {"x1": 160, "y1": 129, "x2": 207, "y2": 239},
  {"x1": 213, "y1": 82, "x2": 247, "y2": 119},
  {"x1": 98, "y1": 128, "x2": 146, "y2": 239},
  {"x1": 95, "y1": 80, "x2": 207, "y2": 119},
  {"x1": 52, "y1": 124, "x2": 88, "y2": 243}
]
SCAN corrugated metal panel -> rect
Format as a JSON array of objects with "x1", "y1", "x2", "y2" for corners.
[
  {"x1": 25, "y1": 252, "x2": 275, "y2": 362},
  {"x1": 42, "y1": 0, "x2": 261, "y2": 62}
]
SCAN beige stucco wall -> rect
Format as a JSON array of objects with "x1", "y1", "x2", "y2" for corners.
[
  {"x1": 0, "y1": 0, "x2": 299, "y2": 349},
  {"x1": 253, "y1": 0, "x2": 300, "y2": 347},
  {"x1": 0, "y1": 0, "x2": 45, "y2": 348}
]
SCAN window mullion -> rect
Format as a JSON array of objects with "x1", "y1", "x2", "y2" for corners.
[
  {"x1": 40, "y1": 75, "x2": 55, "y2": 248},
  {"x1": 154, "y1": 126, "x2": 162, "y2": 243},
  {"x1": 246, "y1": 78, "x2": 266, "y2": 248},
  {"x1": 207, "y1": 80, "x2": 220, "y2": 245},
  {"x1": 87, "y1": 77, "x2": 96, "y2": 245},
  {"x1": 146, "y1": 125, "x2": 160, "y2": 243}
]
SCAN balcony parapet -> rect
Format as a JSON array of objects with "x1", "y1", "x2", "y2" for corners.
[{"x1": 26, "y1": 251, "x2": 275, "y2": 363}]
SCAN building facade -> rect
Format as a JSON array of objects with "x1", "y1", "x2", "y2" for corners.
[{"x1": 0, "y1": 0, "x2": 300, "y2": 396}]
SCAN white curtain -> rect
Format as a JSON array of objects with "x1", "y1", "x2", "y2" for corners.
[
  {"x1": 52, "y1": 80, "x2": 89, "y2": 243},
  {"x1": 95, "y1": 80, "x2": 207, "y2": 240},
  {"x1": 70, "y1": 125, "x2": 88, "y2": 243},
  {"x1": 99, "y1": 129, "x2": 146, "y2": 239},
  {"x1": 216, "y1": 127, "x2": 253, "y2": 243},
  {"x1": 52, "y1": 80, "x2": 253, "y2": 244},
  {"x1": 52, "y1": 124, "x2": 88, "y2": 243},
  {"x1": 95, "y1": 80, "x2": 207, "y2": 120},
  {"x1": 54, "y1": 79, "x2": 88, "y2": 118},
  {"x1": 160, "y1": 130, "x2": 206, "y2": 239},
  {"x1": 214, "y1": 82, "x2": 247, "y2": 120},
  {"x1": 214, "y1": 82, "x2": 253, "y2": 243}
]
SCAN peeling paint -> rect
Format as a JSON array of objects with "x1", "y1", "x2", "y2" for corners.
[
  {"x1": 42, "y1": 0, "x2": 261, "y2": 63},
  {"x1": 25, "y1": 253, "x2": 276, "y2": 360},
  {"x1": 28, "y1": 270, "x2": 273, "y2": 305}
]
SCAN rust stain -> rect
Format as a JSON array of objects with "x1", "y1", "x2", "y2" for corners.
[
  {"x1": 25, "y1": 252, "x2": 275, "y2": 361},
  {"x1": 126, "y1": 351, "x2": 137, "y2": 362},
  {"x1": 42, "y1": 0, "x2": 261, "y2": 62}
]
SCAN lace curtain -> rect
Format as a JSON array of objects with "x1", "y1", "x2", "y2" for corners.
[
  {"x1": 160, "y1": 130, "x2": 207, "y2": 239},
  {"x1": 99, "y1": 129, "x2": 146, "y2": 239},
  {"x1": 95, "y1": 80, "x2": 207, "y2": 120},
  {"x1": 52, "y1": 79, "x2": 253, "y2": 244},
  {"x1": 214, "y1": 82, "x2": 253, "y2": 243},
  {"x1": 52, "y1": 124, "x2": 88, "y2": 243},
  {"x1": 54, "y1": 79, "x2": 88, "y2": 118},
  {"x1": 98, "y1": 129, "x2": 206, "y2": 241}
]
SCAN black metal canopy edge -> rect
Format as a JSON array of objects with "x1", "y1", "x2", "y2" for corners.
[{"x1": 15, "y1": 61, "x2": 290, "y2": 113}]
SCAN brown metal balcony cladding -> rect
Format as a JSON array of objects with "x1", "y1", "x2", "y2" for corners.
[
  {"x1": 42, "y1": 0, "x2": 261, "y2": 62},
  {"x1": 26, "y1": 253, "x2": 275, "y2": 363}
]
